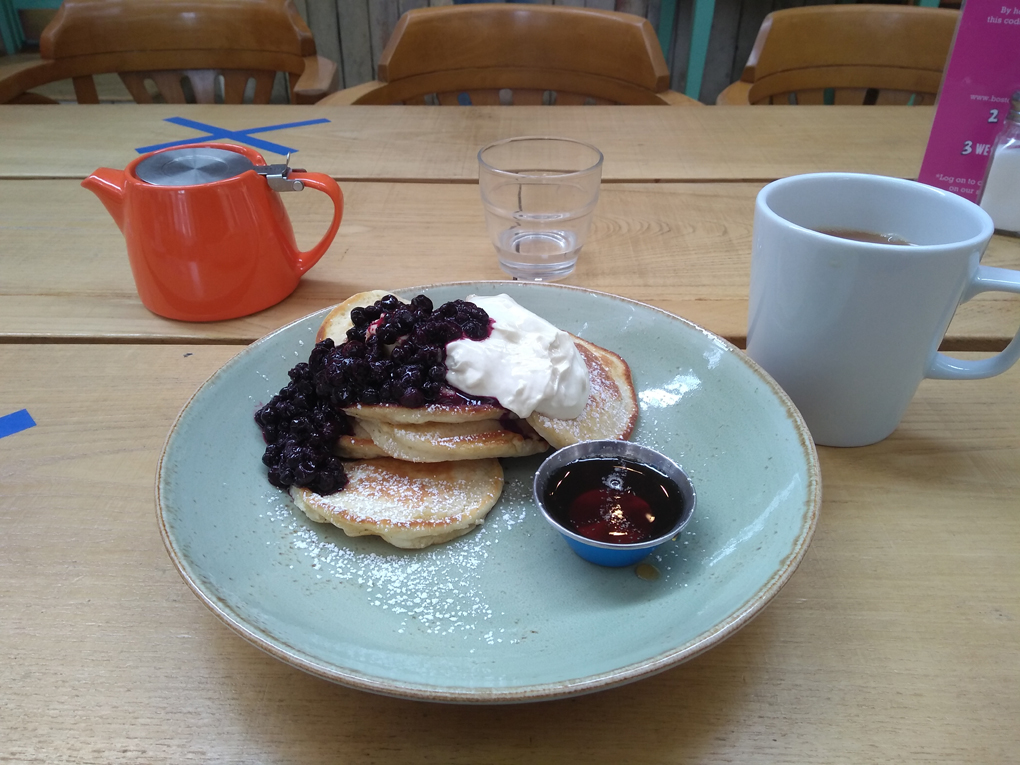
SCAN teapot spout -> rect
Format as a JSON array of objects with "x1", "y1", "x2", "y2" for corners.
[{"x1": 81, "y1": 168, "x2": 127, "y2": 231}]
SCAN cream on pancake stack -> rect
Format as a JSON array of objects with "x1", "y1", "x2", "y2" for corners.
[{"x1": 287, "y1": 290, "x2": 637, "y2": 549}]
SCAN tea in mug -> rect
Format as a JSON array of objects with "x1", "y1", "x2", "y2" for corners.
[{"x1": 815, "y1": 227, "x2": 916, "y2": 246}]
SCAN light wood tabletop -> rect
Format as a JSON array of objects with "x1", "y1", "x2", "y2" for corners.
[
  {"x1": 3, "y1": 344, "x2": 1018, "y2": 762},
  {"x1": 1, "y1": 106, "x2": 1018, "y2": 347},
  {"x1": 1, "y1": 105, "x2": 1019, "y2": 763},
  {"x1": 0, "y1": 104, "x2": 933, "y2": 181}
]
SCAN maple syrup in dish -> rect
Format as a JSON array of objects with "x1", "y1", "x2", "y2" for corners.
[
  {"x1": 533, "y1": 440, "x2": 696, "y2": 567},
  {"x1": 542, "y1": 458, "x2": 683, "y2": 544}
]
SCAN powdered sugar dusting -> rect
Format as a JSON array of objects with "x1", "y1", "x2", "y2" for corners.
[{"x1": 257, "y1": 489, "x2": 530, "y2": 642}]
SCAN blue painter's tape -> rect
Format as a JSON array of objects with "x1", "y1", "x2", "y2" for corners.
[
  {"x1": 0, "y1": 409, "x2": 36, "y2": 439},
  {"x1": 136, "y1": 117, "x2": 332, "y2": 156}
]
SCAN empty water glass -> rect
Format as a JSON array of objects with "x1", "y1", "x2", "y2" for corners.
[{"x1": 478, "y1": 136, "x2": 603, "y2": 281}]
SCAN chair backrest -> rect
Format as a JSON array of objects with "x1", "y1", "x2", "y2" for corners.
[
  {"x1": 2, "y1": 0, "x2": 316, "y2": 104},
  {"x1": 726, "y1": 4, "x2": 959, "y2": 105},
  {"x1": 331, "y1": 3, "x2": 689, "y2": 106}
]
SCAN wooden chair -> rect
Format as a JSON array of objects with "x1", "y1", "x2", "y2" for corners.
[
  {"x1": 319, "y1": 3, "x2": 700, "y2": 107},
  {"x1": 0, "y1": 0, "x2": 338, "y2": 104},
  {"x1": 715, "y1": 4, "x2": 959, "y2": 106}
]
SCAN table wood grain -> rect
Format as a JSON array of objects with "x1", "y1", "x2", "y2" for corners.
[
  {"x1": 3, "y1": 105, "x2": 1020, "y2": 763},
  {"x1": 0, "y1": 104, "x2": 934, "y2": 182},
  {"x1": 1, "y1": 344, "x2": 1017, "y2": 762},
  {"x1": 3, "y1": 178, "x2": 1019, "y2": 348}
]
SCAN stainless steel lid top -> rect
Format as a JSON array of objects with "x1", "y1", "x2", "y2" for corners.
[{"x1": 135, "y1": 147, "x2": 255, "y2": 186}]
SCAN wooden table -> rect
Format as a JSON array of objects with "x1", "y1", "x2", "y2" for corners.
[
  {"x1": 2, "y1": 105, "x2": 1018, "y2": 763},
  {"x1": 2, "y1": 105, "x2": 1017, "y2": 349}
]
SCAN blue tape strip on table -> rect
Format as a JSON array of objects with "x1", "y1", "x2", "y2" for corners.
[
  {"x1": 0, "y1": 409, "x2": 36, "y2": 439},
  {"x1": 136, "y1": 117, "x2": 332, "y2": 156}
]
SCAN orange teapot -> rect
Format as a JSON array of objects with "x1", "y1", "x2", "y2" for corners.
[{"x1": 82, "y1": 143, "x2": 343, "y2": 322}]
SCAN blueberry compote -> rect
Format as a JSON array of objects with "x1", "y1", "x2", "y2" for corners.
[
  {"x1": 255, "y1": 294, "x2": 495, "y2": 493},
  {"x1": 543, "y1": 458, "x2": 684, "y2": 544}
]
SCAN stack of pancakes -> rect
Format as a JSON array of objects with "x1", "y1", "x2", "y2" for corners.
[{"x1": 289, "y1": 291, "x2": 638, "y2": 549}]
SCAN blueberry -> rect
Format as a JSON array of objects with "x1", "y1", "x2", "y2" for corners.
[
  {"x1": 262, "y1": 444, "x2": 280, "y2": 466},
  {"x1": 338, "y1": 357, "x2": 369, "y2": 384},
  {"x1": 394, "y1": 309, "x2": 415, "y2": 331},
  {"x1": 399, "y1": 387, "x2": 425, "y2": 408},
  {"x1": 369, "y1": 360, "x2": 392, "y2": 382},
  {"x1": 255, "y1": 406, "x2": 275, "y2": 427},
  {"x1": 423, "y1": 381, "x2": 441, "y2": 400},
  {"x1": 427, "y1": 320, "x2": 461, "y2": 344},
  {"x1": 325, "y1": 365, "x2": 344, "y2": 388},
  {"x1": 411, "y1": 294, "x2": 433, "y2": 313},
  {"x1": 340, "y1": 341, "x2": 365, "y2": 358},
  {"x1": 400, "y1": 365, "x2": 423, "y2": 387}
]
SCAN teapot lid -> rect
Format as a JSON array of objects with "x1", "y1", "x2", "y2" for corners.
[
  {"x1": 135, "y1": 147, "x2": 256, "y2": 186},
  {"x1": 134, "y1": 147, "x2": 306, "y2": 191}
]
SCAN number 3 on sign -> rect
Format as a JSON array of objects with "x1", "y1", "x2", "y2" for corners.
[{"x1": 962, "y1": 140, "x2": 973, "y2": 155}]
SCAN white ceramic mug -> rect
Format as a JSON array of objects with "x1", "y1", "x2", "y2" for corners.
[{"x1": 747, "y1": 173, "x2": 1020, "y2": 447}]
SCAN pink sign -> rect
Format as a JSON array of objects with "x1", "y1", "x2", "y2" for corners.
[{"x1": 918, "y1": 0, "x2": 1020, "y2": 201}]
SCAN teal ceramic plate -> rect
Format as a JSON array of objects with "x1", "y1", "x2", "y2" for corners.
[{"x1": 157, "y1": 282, "x2": 820, "y2": 703}]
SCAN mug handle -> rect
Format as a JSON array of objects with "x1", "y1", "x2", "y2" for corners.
[
  {"x1": 927, "y1": 265, "x2": 1020, "y2": 380},
  {"x1": 288, "y1": 172, "x2": 344, "y2": 275}
]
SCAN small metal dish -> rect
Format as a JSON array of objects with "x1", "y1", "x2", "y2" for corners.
[{"x1": 533, "y1": 440, "x2": 696, "y2": 567}]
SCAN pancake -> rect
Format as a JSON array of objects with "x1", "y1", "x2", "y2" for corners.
[
  {"x1": 343, "y1": 401, "x2": 505, "y2": 424},
  {"x1": 333, "y1": 419, "x2": 389, "y2": 459},
  {"x1": 315, "y1": 289, "x2": 391, "y2": 344},
  {"x1": 318, "y1": 290, "x2": 638, "y2": 442},
  {"x1": 285, "y1": 289, "x2": 636, "y2": 551},
  {"x1": 353, "y1": 417, "x2": 548, "y2": 463},
  {"x1": 526, "y1": 336, "x2": 638, "y2": 448},
  {"x1": 290, "y1": 457, "x2": 504, "y2": 549}
]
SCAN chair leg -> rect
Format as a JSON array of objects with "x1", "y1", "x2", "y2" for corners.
[{"x1": 72, "y1": 75, "x2": 99, "y2": 104}]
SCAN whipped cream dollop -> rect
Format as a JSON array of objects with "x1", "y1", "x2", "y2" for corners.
[{"x1": 445, "y1": 294, "x2": 590, "y2": 419}]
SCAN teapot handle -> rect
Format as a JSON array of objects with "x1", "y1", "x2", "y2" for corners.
[{"x1": 289, "y1": 173, "x2": 344, "y2": 275}]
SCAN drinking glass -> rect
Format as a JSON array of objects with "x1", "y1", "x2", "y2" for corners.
[{"x1": 478, "y1": 136, "x2": 603, "y2": 281}]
